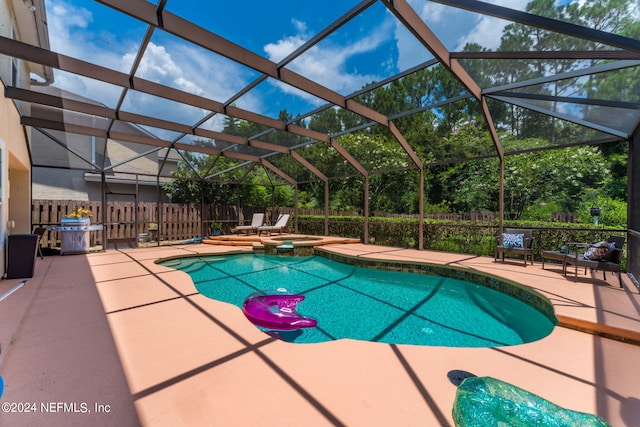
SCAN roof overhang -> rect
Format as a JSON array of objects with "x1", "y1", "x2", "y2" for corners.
[{"x1": 11, "y1": 0, "x2": 53, "y2": 84}]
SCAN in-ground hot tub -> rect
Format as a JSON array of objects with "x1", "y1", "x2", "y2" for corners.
[
  {"x1": 272, "y1": 236, "x2": 323, "y2": 241},
  {"x1": 259, "y1": 235, "x2": 358, "y2": 256}
]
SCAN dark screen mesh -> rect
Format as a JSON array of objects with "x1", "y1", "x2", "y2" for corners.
[{"x1": 629, "y1": 133, "x2": 639, "y2": 288}]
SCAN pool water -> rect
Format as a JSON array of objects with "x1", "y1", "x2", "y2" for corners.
[{"x1": 160, "y1": 254, "x2": 555, "y2": 347}]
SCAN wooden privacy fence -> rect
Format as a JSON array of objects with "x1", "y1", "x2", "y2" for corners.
[
  {"x1": 32, "y1": 200, "x2": 262, "y2": 247},
  {"x1": 32, "y1": 200, "x2": 581, "y2": 250},
  {"x1": 32, "y1": 201, "x2": 464, "y2": 248}
]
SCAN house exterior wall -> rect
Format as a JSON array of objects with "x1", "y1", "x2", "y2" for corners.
[
  {"x1": 31, "y1": 153, "x2": 176, "y2": 203},
  {"x1": 0, "y1": 0, "x2": 39, "y2": 276},
  {"x1": 0, "y1": 84, "x2": 32, "y2": 275},
  {"x1": 32, "y1": 167, "x2": 172, "y2": 203},
  {"x1": 30, "y1": 103, "x2": 178, "y2": 203}
]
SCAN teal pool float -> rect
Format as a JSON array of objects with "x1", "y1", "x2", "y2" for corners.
[{"x1": 453, "y1": 376, "x2": 610, "y2": 427}]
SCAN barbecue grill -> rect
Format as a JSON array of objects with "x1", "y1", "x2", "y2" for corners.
[{"x1": 50, "y1": 219, "x2": 103, "y2": 255}]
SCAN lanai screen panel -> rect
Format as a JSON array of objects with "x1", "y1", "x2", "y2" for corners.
[
  {"x1": 164, "y1": 0, "x2": 365, "y2": 60},
  {"x1": 209, "y1": 162, "x2": 259, "y2": 184},
  {"x1": 479, "y1": 0, "x2": 636, "y2": 40},
  {"x1": 426, "y1": 0, "x2": 638, "y2": 51},
  {"x1": 227, "y1": 144, "x2": 275, "y2": 160},
  {"x1": 349, "y1": 63, "x2": 472, "y2": 120},
  {"x1": 0, "y1": 0, "x2": 637, "y2": 195},
  {"x1": 197, "y1": 113, "x2": 279, "y2": 141},
  {"x1": 231, "y1": 76, "x2": 332, "y2": 122},
  {"x1": 629, "y1": 132, "x2": 640, "y2": 283},
  {"x1": 343, "y1": 125, "x2": 414, "y2": 172},
  {"x1": 31, "y1": 70, "x2": 124, "y2": 110},
  {"x1": 267, "y1": 153, "x2": 318, "y2": 184},
  {"x1": 27, "y1": 105, "x2": 110, "y2": 133},
  {"x1": 120, "y1": 91, "x2": 212, "y2": 134},
  {"x1": 310, "y1": 105, "x2": 374, "y2": 136},
  {"x1": 485, "y1": 99, "x2": 627, "y2": 153},
  {"x1": 126, "y1": 125, "x2": 183, "y2": 146},
  {"x1": 420, "y1": 0, "x2": 640, "y2": 106},
  {"x1": 287, "y1": 0, "x2": 435, "y2": 96},
  {"x1": 506, "y1": 97, "x2": 640, "y2": 137},
  {"x1": 294, "y1": 141, "x2": 361, "y2": 179},
  {"x1": 136, "y1": 29, "x2": 263, "y2": 102},
  {"x1": 415, "y1": 1, "x2": 516, "y2": 52},
  {"x1": 47, "y1": 1, "x2": 149, "y2": 73},
  {"x1": 401, "y1": 100, "x2": 497, "y2": 165},
  {"x1": 207, "y1": 161, "x2": 291, "y2": 189},
  {"x1": 177, "y1": 134, "x2": 231, "y2": 152},
  {"x1": 30, "y1": 128, "x2": 106, "y2": 170},
  {"x1": 255, "y1": 129, "x2": 310, "y2": 150},
  {"x1": 305, "y1": 106, "x2": 347, "y2": 136},
  {"x1": 173, "y1": 149, "x2": 222, "y2": 179},
  {"x1": 492, "y1": 68, "x2": 640, "y2": 104},
  {"x1": 485, "y1": 65, "x2": 640, "y2": 136},
  {"x1": 102, "y1": 137, "x2": 163, "y2": 177}
]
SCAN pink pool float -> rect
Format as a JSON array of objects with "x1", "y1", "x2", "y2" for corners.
[{"x1": 242, "y1": 290, "x2": 317, "y2": 330}]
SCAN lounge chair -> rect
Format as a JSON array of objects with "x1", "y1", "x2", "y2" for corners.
[
  {"x1": 564, "y1": 235, "x2": 625, "y2": 288},
  {"x1": 495, "y1": 228, "x2": 534, "y2": 266},
  {"x1": 258, "y1": 214, "x2": 290, "y2": 236},
  {"x1": 235, "y1": 213, "x2": 264, "y2": 235}
]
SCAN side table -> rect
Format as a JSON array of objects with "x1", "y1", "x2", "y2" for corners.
[{"x1": 541, "y1": 250, "x2": 569, "y2": 273}]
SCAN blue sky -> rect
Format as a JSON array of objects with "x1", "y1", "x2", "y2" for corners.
[{"x1": 45, "y1": 0, "x2": 537, "y2": 138}]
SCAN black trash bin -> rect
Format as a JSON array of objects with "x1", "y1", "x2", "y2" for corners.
[{"x1": 7, "y1": 234, "x2": 40, "y2": 279}]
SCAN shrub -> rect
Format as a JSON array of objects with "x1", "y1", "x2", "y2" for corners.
[
  {"x1": 576, "y1": 196, "x2": 627, "y2": 228},
  {"x1": 297, "y1": 215, "x2": 627, "y2": 268},
  {"x1": 521, "y1": 201, "x2": 562, "y2": 222}
]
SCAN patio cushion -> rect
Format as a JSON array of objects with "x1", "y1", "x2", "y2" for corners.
[
  {"x1": 583, "y1": 241, "x2": 614, "y2": 261},
  {"x1": 502, "y1": 233, "x2": 524, "y2": 249}
]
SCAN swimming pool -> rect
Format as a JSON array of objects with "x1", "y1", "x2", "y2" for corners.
[{"x1": 159, "y1": 254, "x2": 556, "y2": 347}]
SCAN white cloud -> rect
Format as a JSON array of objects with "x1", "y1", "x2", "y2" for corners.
[
  {"x1": 45, "y1": 0, "x2": 264, "y2": 130},
  {"x1": 458, "y1": 0, "x2": 530, "y2": 50},
  {"x1": 393, "y1": 18, "x2": 434, "y2": 72},
  {"x1": 48, "y1": 0, "x2": 125, "y2": 71},
  {"x1": 417, "y1": 1, "x2": 447, "y2": 23},
  {"x1": 122, "y1": 40, "x2": 269, "y2": 128},
  {"x1": 393, "y1": 1, "x2": 466, "y2": 71},
  {"x1": 400, "y1": 0, "x2": 530, "y2": 54},
  {"x1": 129, "y1": 43, "x2": 205, "y2": 96},
  {"x1": 262, "y1": 18, "x2": 395, "y2": 105},
  {"x1": 455, "y1": 14, "x2": 507, "y2": 51},
  {"x1": 47, "y1": 0, "x2": 135, "y2": 108},
  {"x1": 50, "y1": 1, "x2": 91, "y2": 29},
  {"x1": 263, "y1": 33, "x2": 307, "y2": 64}
]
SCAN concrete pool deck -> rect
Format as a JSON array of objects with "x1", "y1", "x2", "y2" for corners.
[{"x1": 1, "y1": 242, "x2": 639, "y2": 426}]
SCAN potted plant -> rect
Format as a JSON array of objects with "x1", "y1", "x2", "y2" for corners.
[
  {"x1": 146, "y1": 223, "x2": 158, "y2": 242},
  {"x1": 62, "y1": 207, "x2": 92, "y2": 224},
  {"x1": 210, "y1": 220, "x2": 222, "y2": 236}
]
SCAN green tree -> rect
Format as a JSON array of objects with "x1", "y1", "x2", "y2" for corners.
[
  {"x1": 308, "y1": 107, "x2": 343, "y2": 135},
  {"x1": 437, "y1": 128, "x2": 610, "y2": 218},
  {"x1": 163, "y1": 151, "x2": 236, "y2": 204}
]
